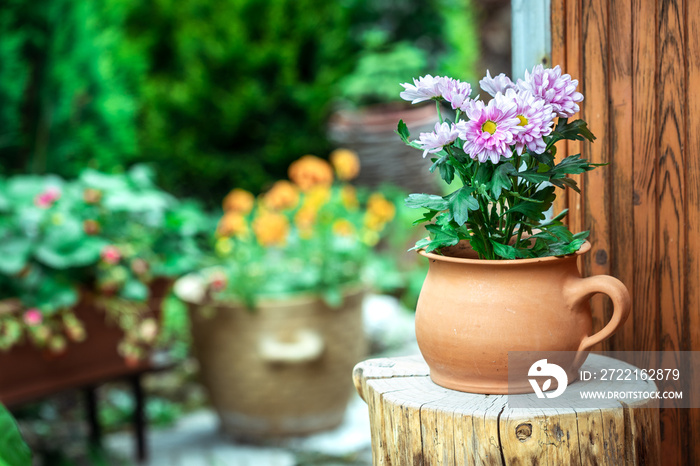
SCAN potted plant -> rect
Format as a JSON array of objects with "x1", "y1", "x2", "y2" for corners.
[
  {"x1": 175, "y1": 150, "x2": 397, "y2": 438},
  {"x1": 328, "y1": 34, "x2": 442, "y2": 194},
  {"x1": 0, "y1": 167, "x2": 210, "y2": 404},
  {"x1": 397, "y1": 66, "x2": 631, "y2": 394}
]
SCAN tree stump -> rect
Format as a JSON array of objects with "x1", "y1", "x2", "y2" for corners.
[{"x1": 353, "y1": 354, "x2": 661, "y2": 465}]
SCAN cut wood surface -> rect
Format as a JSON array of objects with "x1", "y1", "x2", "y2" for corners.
[{"x1": 354, "y1": 354, "x2": 660, "y2": 465}]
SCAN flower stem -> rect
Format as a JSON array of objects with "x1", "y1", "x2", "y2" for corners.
[{"x1": 435, "y1": 100, "x2": 443, "y2": 123}]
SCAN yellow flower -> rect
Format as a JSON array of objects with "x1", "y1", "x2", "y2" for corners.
[
  {"x1": 263, "y1": 180, "x2": 299, "y2": 211},
  {"x1": 330, "y1": 148, "x2": 360, "y2": 181},
  {"x1": 364, "y1": 193, "x2": 396, "y2": 231},
  {"x1": 304, "y1": 185, "x2": 331, "y2": 209},
  {"x1": 340, "y1": 185, "x2": 359, "y2": 210},
  {"x1": 288, "y1": 155, "x2": 334, "y2": 191},
  {"x1": 222, "y1": 189, "x2": 255, "y2": 214},
  {"x1": 215, "y1": 237, "x2": 233, "y2": 255},
  {"x1": 332, "y1": 219, "x2": 355, "y2": 237},
  {"x1": 294, "y1": 207, "x2": 317, "y2": 239},
  {"x1": 217, "y1": 212, "x2": 248, "y2": 237},
  {"x1": 253, "y1": 211, "x2": 290, "y2": 246}
]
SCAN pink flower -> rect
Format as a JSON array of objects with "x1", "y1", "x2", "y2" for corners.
[
  {"x1": 23, "y1": 309, "x2": 43, "y2": 326},
  {"x1": 517, "y1": 65, "x2": 584, "y2": 118},
  {"x1": 399, "y1": 75, "x2": 445, "y2": 104},
  {"x1": 505, "y1": 89, "x2": 556, "y2": 155},
  {"x1": 34, "y1": 187, "x2": 61, "y2": 209},
  {"x1": 101, "y1": 245, "x2": 121, "y2": 265},
  {"x1": 439, "y1": 78, "x2": 472, "y2": 112},
  {"x1": 456, "y1": 94, "x2": 522, "y2": 164},
  {"x1": 479, "y1": 70, "x2": 516, "y2": 97},
  {"x1": 416, "y1": 122, "x2": 460, "y2": 158}
]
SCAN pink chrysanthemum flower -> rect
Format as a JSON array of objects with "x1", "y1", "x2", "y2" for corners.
[
  {"x1": 439, "y1": 78, "x2": 472, "y2": 112},
  {"x1": 399, "y1": 75, "x2": 444, "y2": 104},
  {"x1": 504, "y1": 89, "x2": 556, "y2": 155},
  {"x1": 456, "y1": 94, "x2": 522, "y2": 164},
  {"x1": 517, "y1": 65, "x2": 584, "y2": 118},
  {"x1": 23, "y1": 309, "x2": 43, "y2": 326},
  {"x1": 479, "y1": 70, "x2": 516, "y2": 97},
  {"x1": 416, "y1": 122, "x2": 460, "y2": 158}
]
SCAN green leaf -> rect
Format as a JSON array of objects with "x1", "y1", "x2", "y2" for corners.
[
  {"x1": 405, "y1": 193, "x2": 449, "y2": 211},
  {"x1": 397, "y1": 120, "x2": 410, "y2": 144},
  {"x1": 445, "y1": 187, "x2": 478, "y2": 226},
  {"x1": 551, "y1": 118, "x2": 597, "y2": 144},
  {"x1": 0, "y1": 404, "x2": 32, "y2": 466},
  {"x1": 424, "y1": 224, "x2": 460, "y2": 252},
  {"x1": 0, "y1": 237, "x2": 31, "y2": 275},
  {"x1": 439, "y1": 161, "x2": 455, "y2": 184},
  {"x1": 412, "y1": 210, "x2": 439, "y2": 225},
  {"x1": 551, "y1": 154, "x2": 601, "y2": 177},
  {"x1": 490, "y1": 163, "x2": 515, "y2": 199},
  {"x1": 517, "y1": 168, "x2": 551, "y2": 184},
  {"x1": 504, "y1": 186, "x2": 556, "y2": 221},
  {"x1": 121, "y1": 279, "x2": 149, "y2": 301}
]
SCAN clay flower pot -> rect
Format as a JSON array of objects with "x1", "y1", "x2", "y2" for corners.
[
  {"x1": 415, "y1": 240, "x2": 631, "y2": 394},
  {"x1": 175, "y1": 274, "x2": 366, "y2": 439}
]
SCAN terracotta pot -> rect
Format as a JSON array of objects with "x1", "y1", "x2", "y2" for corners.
[
  {"x1": 415, "y1": 240, "x2": 631, "y2": 394},
  {"x1": 176, "y1": 275, "x2": 366, "y2": 439},
  {"x1": 0, "y1": 278, "x2": 172, "y2": 406}
]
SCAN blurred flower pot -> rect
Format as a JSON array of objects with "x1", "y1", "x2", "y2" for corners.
[
  {"x1": 0, "y1": 278, "x2": 171, "y2": 406},
  {"x1": 328, "y1": 103, "x2": 438, "y2": 193},
  {"x1": 176, "y1": 275, "x2": 366, "y2": 439}
]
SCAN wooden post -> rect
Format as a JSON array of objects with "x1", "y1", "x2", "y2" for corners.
[{"x1": 354, "y1": 354, "x2": 660, "y2": 465}]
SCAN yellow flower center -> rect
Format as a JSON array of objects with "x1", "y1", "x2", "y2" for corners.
[
  {"x1": 481, "y1": 120, "x2": 497, "y2": 135},
  {"x1": 517, "y1": 115, "x2": 529, "y2": 126}
]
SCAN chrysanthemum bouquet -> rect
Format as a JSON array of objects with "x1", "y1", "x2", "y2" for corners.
[
  {"x1": 397, "y1": 65, "x2": 600, "y2": 260},
  {"x1": 202, "y1": 150, "x2": 397, "y2": 308}
]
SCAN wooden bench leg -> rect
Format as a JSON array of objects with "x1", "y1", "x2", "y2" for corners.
[
  {"x1": 129, "y1": 374, "x2": 147, "y2": 463},
  {"x1": 84, "y1": 386, "x2": 102, "y2": 447}
]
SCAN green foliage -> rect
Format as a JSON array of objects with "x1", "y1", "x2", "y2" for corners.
[
  {"x1": 337, "y1": 0, "x2": 480, "y2": 107},
  {"x1": 402, "y1": 111, "x2": 600, "y2": 259},
  {"x1": 0, "y1": 0, "x2": 140, "y2": 176},
  {"x1": 122, "y1": 0, "x2": 357, "y2": 199},
  {"x1": 0, "y1": 405, "x2": 32, "y2": 466},
  {"x1": 0, "y1": 167, "x2": 213, "y2": 355}
]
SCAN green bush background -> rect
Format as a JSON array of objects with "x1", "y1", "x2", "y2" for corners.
[{"x1": 0, "y1": 0, "x2": 478, "y2": 203}]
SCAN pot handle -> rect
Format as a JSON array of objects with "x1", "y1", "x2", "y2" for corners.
[
  {"x1": 569, "y1": 275, "x2": 632, "y2": 352},
  {"x1": 258, "y1": 329, "x2": 325, "y2": 364}
]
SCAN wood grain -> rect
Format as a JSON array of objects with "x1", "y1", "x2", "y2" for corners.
[
  {"x1": 657, "y1": 0, "x2": 687, "y2": 463},
  {"x1": 565, "y1": 0, "x2": 585, "y2": 238},
  {"x1": 354, "y1": 355, "x2": 661, "y2": 465},
  {"x1": 607, "y1": 0, "x2": 635, "y2": 352},
  {"x1": 581, "y1": 0, "x2": 611, "y2": 350},
  {"x1": 631, "y1": 0, "x2": 659, "y2": 358},
  {"x1": 551, "y1": 0, "x2": 569, "y2": 219},
  {"x1": 685, "y1": 0, "x2": 700, "y2": 462}
]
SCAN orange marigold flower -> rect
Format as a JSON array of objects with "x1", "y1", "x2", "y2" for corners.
[
  {"x1": 222, "y1": 189, "x2": 255, "y2": 214},
  {"x1": 288, "y1": 155, "x2": 333, "y2": 191},
  {"x1": 330, "y1": 148, "x2": 360, "y2": 181},
  {"x1": 217, "y1": 212, "x2": 248, "y2": 237},
  {"x1": 332, "y1": 219, "x2": 355, "y2": 237},
  {"x1": 340, "y1": 185, "x2": 359, "y2": 210},
  {"x1": 263, "y1": 180, "x2": 299, "y2": 211},
  {"x1": 253, "y1": 212, "x2": 290, "y2": 247},
  {"x1": 294, "y1": 207, "x2": 317, "y2": 239},
  {"x1": 364, "y1": 193, "x2": 396, "y2": 231}
]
